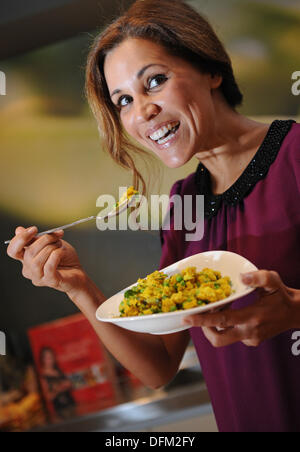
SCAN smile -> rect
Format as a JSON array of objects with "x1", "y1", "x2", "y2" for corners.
[{"x1": 149, "y1": 122, "x2": 181, "y2": 146}]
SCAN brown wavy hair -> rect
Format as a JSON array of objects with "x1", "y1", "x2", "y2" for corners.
[{"x1": 85, "y1": 0, "x2": 243, "y2": 196}]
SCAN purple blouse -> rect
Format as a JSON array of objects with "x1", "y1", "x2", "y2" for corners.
[{"x1": 159, "y1": 120, "x2": 300, "y2": 432}]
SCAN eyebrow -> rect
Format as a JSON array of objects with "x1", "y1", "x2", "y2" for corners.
[{"x1": 110, "y1": 64, "x2": 167, "y2": 99}]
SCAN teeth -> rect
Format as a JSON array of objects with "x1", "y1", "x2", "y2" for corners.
[
  {"x1": 157, "y1": 129, "x2": 178, "y2": 145},
  {"x1": 150, "y1": 122, "x2": 180, "y2": 141}
]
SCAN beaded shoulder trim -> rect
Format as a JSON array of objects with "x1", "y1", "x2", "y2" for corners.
[{"x1": 195, "y1": 120, "x2": 295, "y2": 219}]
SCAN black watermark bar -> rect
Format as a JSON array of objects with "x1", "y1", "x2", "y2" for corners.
[{"x1": 95, "y1": 433, "x2": 205, "y2": 446}]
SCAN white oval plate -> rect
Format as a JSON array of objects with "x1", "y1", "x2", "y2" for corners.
[{"x1": 96, "y1": 251, "x2": 258, "y2": 335}]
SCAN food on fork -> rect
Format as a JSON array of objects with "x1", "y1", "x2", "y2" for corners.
[{"x1": 115, "y1": 186, "x2": 139, "y2": 209}]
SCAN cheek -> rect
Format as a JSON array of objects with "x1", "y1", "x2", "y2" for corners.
[
  {"x1": 163, "y1": 81, "x2": 190, "y2": 109},
  {"x1": 120, "y1": 114, "x2": 136, "y2": 139},
  {"x1": 166, "y1": 81, "x2": 212, "y2": 129},
  {"x1": 170, "y1": 75, "x2": 207, "y2": 104}
]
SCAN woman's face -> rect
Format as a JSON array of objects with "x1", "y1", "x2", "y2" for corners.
[
  {"x1": 104, "y1": 38, "x2": 222, "y2": 168},
  {"x1": 42, "y1": 350, "x2": 56, "y2": 368}
]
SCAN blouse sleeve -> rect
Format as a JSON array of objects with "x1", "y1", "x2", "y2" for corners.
[{"x1": 158, "y1": 179, "x2": 183, "y2": 271}]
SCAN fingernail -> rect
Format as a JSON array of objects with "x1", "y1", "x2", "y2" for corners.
[
  {"x1": 241, "y1": 273, "x2": 253, "y2": 284},
  {"x1": 28, "y1": 226, "x2": 37, "y2": 234},
  {"x1": 182, "y1": 318, "x2": 191, "y2": 325},
  {"x1": 54, "y1": 230, "x2": 64, "y2": 235}
]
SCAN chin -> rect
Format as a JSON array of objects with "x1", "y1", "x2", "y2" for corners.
[
  {"x1": 162, "y1": 159, "x2": 188, "y2": 169},
  {"x1": 163, "y1": 151, "x2": 195, "y2": 169}
]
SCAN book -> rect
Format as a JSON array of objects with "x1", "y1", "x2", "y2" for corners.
[{"x1": 28, "y1": 313, "x2": 116, "y2": 422}]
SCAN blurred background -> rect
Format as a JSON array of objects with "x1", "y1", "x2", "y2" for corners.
[{"x1": 0, "y1": 0, "x2": 299, "y2": 432}]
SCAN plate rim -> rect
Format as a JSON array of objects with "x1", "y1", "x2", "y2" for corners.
[{"x1": 96, "y1": 250, "x2": 258, "y2": 324}]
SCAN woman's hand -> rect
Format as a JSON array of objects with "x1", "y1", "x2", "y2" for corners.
[
  {"x1": 182, "y1": 270, "x2": 300, "y2": 348},
  {"x1": 7, "y1": 226, "x2": 87, "y2": 297}
]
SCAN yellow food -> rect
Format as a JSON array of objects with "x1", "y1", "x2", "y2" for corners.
[
  {"x1": 115, "y1": 186, "x2": 139, "y2": 209},
  {"x1": 119, "y1": 267, "x2": 233, "y2": 317}
]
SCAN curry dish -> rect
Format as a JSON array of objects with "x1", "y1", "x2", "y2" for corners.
[{"x1": 119, "y1": 267, "x2": 233, "y2": 317}]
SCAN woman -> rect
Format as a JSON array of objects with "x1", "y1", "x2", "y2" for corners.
[
  {"x1": 39, "y1": 347, "x2": 76, "y2": 420},
  {"x1": 6, "y1": 0, "x2": 300, "y2": 432}
]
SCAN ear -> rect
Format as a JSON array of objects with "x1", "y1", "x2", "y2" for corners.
[{"x1": 210, "y1": 74, "x2": 223, "y2": 90}]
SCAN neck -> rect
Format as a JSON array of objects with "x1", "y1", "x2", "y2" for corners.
[{"x1": 195, "y1": 98, "x2": 270, "y2": 195}]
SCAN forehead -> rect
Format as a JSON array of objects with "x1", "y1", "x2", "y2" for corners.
[{"x1": 104, "y1": 38, "x2": 176, "y2": 85}]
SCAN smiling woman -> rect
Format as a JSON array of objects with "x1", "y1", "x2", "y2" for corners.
[
  {"x1": 6, "y1": 0, "x2": 300, "y2": 434},
  {"x1": 85, "y1": 0, "x2": 243, "y2": 196},
  {"x1": 86, "y1": 0, "x2": 300, "y2": 433}
]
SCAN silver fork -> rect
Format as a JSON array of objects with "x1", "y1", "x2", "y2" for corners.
[{"x1": 4, "y1": 194, "x2": 139, "y2": 245}]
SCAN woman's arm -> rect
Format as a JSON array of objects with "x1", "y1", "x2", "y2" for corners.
[
  {"x1": 7, "y1": 226, "x2": 190, "y2": 390},
  {"x1": 67, "y1": 274, "x2": 190, "y2": 389}
]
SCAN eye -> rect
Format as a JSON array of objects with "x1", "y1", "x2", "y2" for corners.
[
  {"x1": 116, "y1": 74, "x2": 168, "y2": 110},
  {"x1": 148, "y1": 74, "x2": 168, "y2": 89},
  {"x1": 117, "y1": 95, "x2": 132, "y2": 109}
]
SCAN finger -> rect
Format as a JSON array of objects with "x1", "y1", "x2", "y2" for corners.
[
  {"x1": 202, "y1": 326, "x2": 246, "y2": 348},
  {"x1": 51, "y1": 230, "x2": 64, "y2": 238},
  {"x1": 241, "y1": 270, "x2": 288, "y2": 296},
  {"x1": 30, "y1": 242, "x2": 63, "y2": 279},
  {"x1": 43, "y1": 247, "x2": 63, "y2": 288},
  {"x1": 15, "y1": 226, "x2": 26, "y2": 235},
  {"x1": 183, "y1": 305, "x2": 257, "y2": 329},
  {"x1": 7, "y1": 226, "x2": 38, "y2": 262},
  {"x1": 23, "y1": 233, "x2": 63, "y2": 260}
]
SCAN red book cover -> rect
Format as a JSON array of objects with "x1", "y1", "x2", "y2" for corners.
[{"x1": 28, "y1": 313, "x2": 116, "y2": 422}]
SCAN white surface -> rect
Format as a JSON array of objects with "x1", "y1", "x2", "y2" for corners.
[{"x1": 96, "y1": 251, "x2": 258, "y2": 335}]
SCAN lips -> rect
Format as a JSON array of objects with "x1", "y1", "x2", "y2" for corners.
[
  {"x1": 150, "y1": 122, "x2": 181, "y2": 148},
  {"x1": 146, "y1": 120, "x2": 180, "y2": 140}
]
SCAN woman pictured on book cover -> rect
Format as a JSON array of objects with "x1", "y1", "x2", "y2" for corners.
[{"x1": 39, "y1": 347, "x2": 76, "y2": 421}]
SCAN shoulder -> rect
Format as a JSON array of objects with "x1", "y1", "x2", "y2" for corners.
[
  {"x1": 276, "y1": 122, "x2": 300, "y2": 193},
  {"x1": 277, "y1": 122, "x2": 300, "y2": 171},
  {"x1": 282, "y1": 122, "x2": 300, "y2": 155}
]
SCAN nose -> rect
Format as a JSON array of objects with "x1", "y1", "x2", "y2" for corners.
[{"x1": 134, "y1": 96, "x2": 161, "y2": 123}]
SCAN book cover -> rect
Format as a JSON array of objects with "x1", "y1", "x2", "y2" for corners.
[{"x1": 28, "y1": 313, "x2": 116, "y2": 422}]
